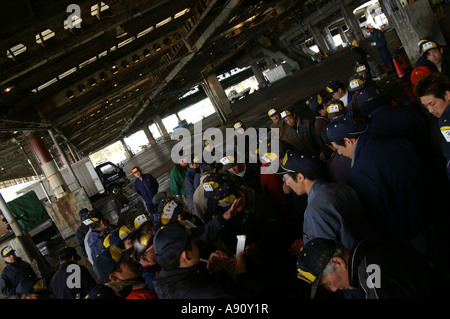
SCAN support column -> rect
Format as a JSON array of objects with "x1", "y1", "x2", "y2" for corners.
[
  {"x1": 26, "y1": 132, "x2": 67, "y2": 198},
  {"x1": 340, "y1": 1, "x2": 364, "y2": 42},
  {"x1": 153, "y1": 115, "x2": 171, "y2": 141},
  {"x1": 379, "y1": 0, "x2": 446, "y2": 66},
  {"x1": 311, "y1": 25, "x2": 329, "y2": 53},
  {"x1": 143, "y1": 125, "x2": 157, "y2": 146},
  {"x1": 202, "y1": 73, "x2": 235, "y2": 123},
  {"x1": 121, "y1": 138, "x2": 133, "y2": 158},
  {"x1": 323, "y1": 26, "x2": 337, "y2": 52}
]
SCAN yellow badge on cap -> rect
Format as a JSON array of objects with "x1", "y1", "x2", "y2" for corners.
[
  {"x1": 441, "y1": 126, "x2": 450, "y2": 142},
  {"x1": 280, "y1": 110, "x2": 292, "y2": 118},
  {"x1": 268, "y1": 108, "x2": 278, "y2": 116},
  {"x1": 282, "y1": 152, "x2": 289, "y2": 166},
  {"x1": 161, "y1": 200, "x2": 178, "y2": 225}
]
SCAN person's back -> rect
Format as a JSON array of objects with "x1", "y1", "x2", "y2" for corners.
[
  {"x1": 153, "y1": 265, "x2": 236, "y2": 299},
  {"x1": 50, "y1": 262, "x2": 96, "y2": 299},
  {"x1": 170, "y1": 164, "x2": 188, "y2": 196},
  {"x1": 349, "y1": 133, "x2": 428, "y2": 244},
  {"x1": 304, "y1": 179, "x2": 375, "y2": 248},
  {"x1": 350, "y1": 240, "x2": 450, "y2": 299}
]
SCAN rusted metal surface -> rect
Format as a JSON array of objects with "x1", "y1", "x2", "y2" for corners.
[{"x1": 45, "y1": 188, "x2": 93, "y2": 239}]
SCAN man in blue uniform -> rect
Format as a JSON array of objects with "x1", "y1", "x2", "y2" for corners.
[
  {"x1": 0, "y1": 246, "x2": 38, "y2": 297},
  {"x1": 277, "y1": 149, "x2": 375, "y2": 252},
  {"x1": 132, "y1": 166, "x2": 159, "y2": 215},
  {"x1": 326, "y1": 115, "x2": 429, "y2": 254}
]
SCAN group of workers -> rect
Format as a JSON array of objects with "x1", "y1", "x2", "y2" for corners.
[{"x1": 2, "y1": 34, "x2": 450, "y2": 300}]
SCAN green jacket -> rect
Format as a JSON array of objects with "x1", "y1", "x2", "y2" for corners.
[{"x1": 169, "y1": 164, "x2": 188, "y2": 196}]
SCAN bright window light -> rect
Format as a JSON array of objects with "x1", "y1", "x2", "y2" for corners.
[
  {"x1": 35, "y1": 29, "x2": 55, "y2": 44},
  {"x1": 156, "y1": 17, "x2": 172, "y2": 28},
  {"x1": 174, "y1": 8, "x2": 190, "y2": 19},
  {"x1": 7, "y1": 43, "x2": 26, "y2": 59}
]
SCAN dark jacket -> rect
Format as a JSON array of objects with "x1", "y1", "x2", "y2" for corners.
[
  {"x1": 0, "y1": 257, "x2": 37, "y2": 296},
  {"x1": 225, "y1": 163, "x2": 262, "y2": 195},
  {"x1": 185, "y1": 167, "x2": 201, "y2": 198},
  {"x1": 153, "y1": 265, "x2": 256, "y2": 299},
  {"x1": 348, "y1": 133, "x2": 428, "y2": 242},
  {"x1": 75, "y1": 224, "x2": 90, "y2": 258},
  {"x1": 134, "y1": 173, "x2": 159, "y2": 207},
  {"x1": 349, "y1": 240, "x2": 450, "y2": 299},
  {"x1": 351, "y1": 46, "x2": 369, "y2": 65},
  {"x1": 50, "y1": 262, "x2": 96, "y2": 299},
  {"x1": 285, "y1": 116, "x2": 319, "y2": 156}
]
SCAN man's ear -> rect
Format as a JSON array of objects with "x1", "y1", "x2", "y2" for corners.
[
  {"x1": 444, "y1": 90, "x2": 450, "y2": 104},
  {"x1": 296, "y1": 172, "x2": 305, "y2": 182},
  {"x1": 344, "y1": 137, "x2": 355, "y2": 147},
  {"x1": 330, "y1": 256, "x2": 347, "y2": 270},
  {"x1": 109, "y1": 272, "x2": 119, "y2": 283}
]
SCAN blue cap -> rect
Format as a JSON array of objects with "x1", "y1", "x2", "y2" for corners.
[
  {"x1": 277, "y1": 150, "x2": 321, "y2": 176},
  {"x1": 103, "y1": 225, "x2": 134, "y2": 249},
  {"x1": 58, "y1": 246, "x2": 81, "y2": 261},
  {"x1": 357, "y1": 86, "x2": 383, "y2": 116},
  {"x1": 82, "y1": 209, "x2": 104, "y2": 226},
  {"x1": 306, "y1": 94, "x2": 323, "y2": 112},
  {"x1": 153, "y1": 223, "x2": 191, "y2": 260},
  {"x1": 418, "y1": 36, "x2": 440, "y2": 55},
  {"x1": 296, "y1": 238, "x2": 337, "y2": 298},
  {"x1": 93, "y1": 247, "x2": 134, "y2": 283},
  {"x1": 325, "y1": 80, "x2": 345, "y2": 94},
  {"x1": 155, "y1": 197, "x2": 185, "y2": 229},
  {"x1": 202, "y1": 173, "x2": 223, "y2": 198},
  {"x1": 216, "y1": 182, "x2": 239, "y2": 208},
  {"x1": 326, "y1": 115, "x2": 367, "y2": 142},
  {"x1": 1, "y1": 246, "x2": 14, "y2": 258},
  {"x1": 85, "y1": 284, "x2": 130, "y2": 299}
]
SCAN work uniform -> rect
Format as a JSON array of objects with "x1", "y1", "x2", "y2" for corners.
[
  {"x1": 50, "y1": 262, "x2": 96, "y2": 299},
  {"x1": 302, "y1": 179, "x2": 375, "y2": 249},
  {"x1": 134, "y1": 173, "x2": 159, "y2": 214},
  {"x1": 439, "y1": 105, "x2": 450, "y2": 181},
  {"x1": 0, "y1": 257, "x2": 37, "y2": 297}
]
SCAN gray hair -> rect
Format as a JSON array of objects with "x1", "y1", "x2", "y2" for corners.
[{"x1": 322, "y1": 241, "x2": 345, "y2": 276}]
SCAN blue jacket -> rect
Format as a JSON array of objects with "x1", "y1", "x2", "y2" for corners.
[
  {"x1": 303, "y1": 180, "x2": 375, "y2": 249},
  {"x1": 0, "y1": 257, "x2": 37, "y2": 296},
  {"x1": 348, "y1": 133, "x2": 428, "y2": 242},
  {"x1": 367, "y1": 103, "x2": 431, "y2": 161},
  {"x1": 134, "y1": 174, "x2": 159, "y2": 207},
  {"x1": 185, "y1": 167, "x2": 201, "y2": 198}
]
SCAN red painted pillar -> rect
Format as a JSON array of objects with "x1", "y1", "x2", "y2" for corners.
[{"x1": 26, "y1": 132, "x2": 67, "y2": 198}]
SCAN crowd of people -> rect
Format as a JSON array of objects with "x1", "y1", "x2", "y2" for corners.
[{"x1": 2, "y1": 35, "x2": 450, "y2": 300}]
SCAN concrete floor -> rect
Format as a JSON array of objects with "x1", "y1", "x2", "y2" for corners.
[{"x1": 9, "y1": 27, "x2": 415, "y2": 297}]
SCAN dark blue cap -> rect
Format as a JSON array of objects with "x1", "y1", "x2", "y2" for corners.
[
  {"x1": 216, "y1": 182, "x2": 239, "y2": 208},
  {"x1": 306, "y1": 94, "x2": 323, "y2": 112},
  {"x1": 326, "y1": 115, "x2": 367, "y2": 142},
  {"x1": 155, "y1": 197, "x2": 185, "y2": 229},
  {"x1": 153, "y1": 223, "x2": 191, "y2": 260},
  {"x1": 357, "y1": 86, "x2": 383, "y2": 116},
  {"x1": 296, "y1": 238, "x2": 337, "y2": 298},
  {"x1": 202, "y1": 173, "x2": 223, "y2": 198},
  {"x1": 325, "y1": 80, "x2": 345, "y2": 94},
  {"x1": 58, "y1": 246, "x2": 81, "y2": 261},
  {"x1": 85, "y1": 284, "x2": 131, "y2": 299},
  {"x1": 277, "y1": 150, "x2": 321, "y2": 176},
  {"x1": 93, "y1": 247, "x2": 134, "y2": 283},
  {"x1": 82, "y1": 209, "x2": 104, "y2": 226}
]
